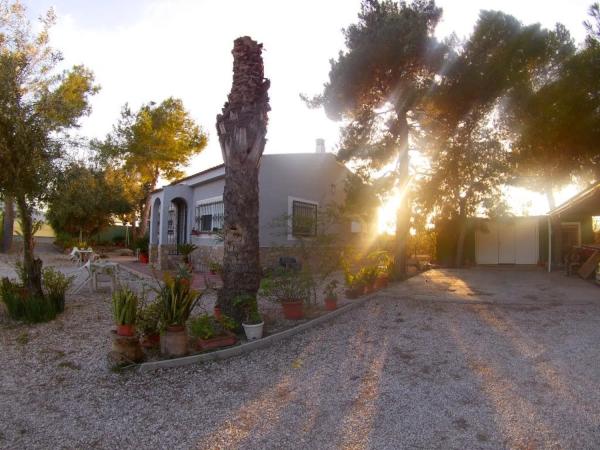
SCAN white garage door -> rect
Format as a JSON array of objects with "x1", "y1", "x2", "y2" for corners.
[{"x1": 476, "y1": 218, "x2": 539, "y2": 265}]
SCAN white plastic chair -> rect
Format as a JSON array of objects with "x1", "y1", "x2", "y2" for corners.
[
  {"x1": 69, "y1": 247, "x2": 81, "y2": 265},
  {"x1": 71, "y1": 260, "x2": 93, "y2": 294}
]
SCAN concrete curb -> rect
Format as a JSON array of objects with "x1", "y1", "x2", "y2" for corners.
[{"x1": 136, "y1": 291, "x2": 378, "y2": 372}]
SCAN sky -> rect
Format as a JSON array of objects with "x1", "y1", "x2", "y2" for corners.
[{"x1": 23, "y1": 0, "x2": 594, "y2": 215}]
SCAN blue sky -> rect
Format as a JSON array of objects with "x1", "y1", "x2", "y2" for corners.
[{"x1": 22, "y1": 0, "x2": 594, "y2": 213}]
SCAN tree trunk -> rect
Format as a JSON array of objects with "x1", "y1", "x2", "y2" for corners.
[
  {"x1": 454, "y1": 216, "x2": 468, "y2": 268},
  {"x1": 138, "y1": 195, "x2": 152, "y2": 238},
  {"x1": 1, "y1": 196, "x2": 14, "y2": 253},
  {"x1": 15, "y1": 195, "x2": 43, "y2": 298},
  {"x1": 393, "y1": 110, "x2": 410, "y2": 279},
  {"x1": 215, "y1": 36, "x2": 270, "y2": 324}
]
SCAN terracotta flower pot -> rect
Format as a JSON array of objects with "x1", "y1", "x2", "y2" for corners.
[
  {"x1": 324, "y1": 297, "x2": 337, "y2": 311},
  {"x1": 161, "y1": 325, "x2": 188, "y2": 357},
  {"x1": 281, "y1": 299, "x2": 304, "y2": 320},
  {"x1": 196, "y1": 330, "x2": 237, "y2": 351},
  {"x1": 213, "y1": 305, "x2": 222, "y2": 320},
  {"x1": 139, "y1": 253, "x2": 149, "y2": 264},
  {"x1": 116, "y1": 324, "x2": 135, "y2": 337},
  {"x1": 375, "y1": 275, "x2": 389, "y2": 290},
  {"x1": 140, "y1": 333, "x2": 160, "y2": 348}
]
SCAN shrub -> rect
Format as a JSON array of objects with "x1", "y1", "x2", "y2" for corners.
[
  {"x1": 111, "y1": 287, "x2": 138, "y2": 326},
  {"x1": 1, "y1": 278, "x2": 57, "y2": 323},
  {"x1": 188, "y1": 313, "x2": 237, "y2": 339},
  {"x1": 137, "y1": 300, "x2": 162, "y2": 336},
  {"x1": 259, "y1": 268, "x2": 314, "y2": 304},
  {"x1": 42, "y1": 268, "x2": 73, "y2": 313}
]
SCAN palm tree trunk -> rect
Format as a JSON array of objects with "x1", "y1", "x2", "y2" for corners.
[
  {"x1": 1, "y1": 196, "x2": 14, "y2": 253},
  {"x1": 215, "y1": 36, "x2": 270, "y2": 323}
]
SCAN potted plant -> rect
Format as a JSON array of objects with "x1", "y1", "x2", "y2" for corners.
[
  {"x1": 344, "y1": 270, "x2": 363, "y2": 299},
  {"x1": 234, "y1": 293, "x2": 264, "y2": 340},
  {"x1": 177, "y1": 243, "x2": 198, "y2": 270},
  {"x1": 359, "y1": 266, "x2": 378, "y2": 294},
  {"x1": 323, "y1": 280, "x2": 338, "y2": 311},
  {"x1": 189, "y1": 314, "x2": 237, "y2": 350},
  {"x1": 135, "y1": 235, "x2": 150, "y2": 264},
  {"x1": 157, "y1": 269, "x2": 202, "y2": 357},
  {"x1": 208, "y1": 260, "x2": 223, "y2": 275},
  {"x1": 259, "y1": 268, "x2": 312, "y2": 320},
  {"x1": 137, "y1": 300, "x2": 162, "y2": 348},
  {"x1": 112, "y1": 287, "x2": 138, "y2": 336}
]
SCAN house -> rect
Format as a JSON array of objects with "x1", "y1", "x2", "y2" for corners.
[
  {"x1": 148, "y1": 146, "x2": 354, "y2": 270},
  {"x1": 546, "y1": 182, "x2": 600, "y2": 273}
]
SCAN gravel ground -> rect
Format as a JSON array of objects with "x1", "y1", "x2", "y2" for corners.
[{"x1": 2, "y1": 261, "x2": 600, "y2": 449}]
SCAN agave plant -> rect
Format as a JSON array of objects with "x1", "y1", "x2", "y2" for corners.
[
  {"x1": 158, "y1": 271, "x2": 202, "y2": 327},
  {"x1": 112, "y1": 287, "x2": 138, "y2": 325}
]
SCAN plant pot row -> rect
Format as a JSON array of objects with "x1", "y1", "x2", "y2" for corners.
[{"x1": 345, "y1": 275, "x2": 389, "y2": 299}]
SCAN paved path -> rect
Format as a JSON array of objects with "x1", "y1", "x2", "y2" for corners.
[{"x1": 2, "y1": 268, "x2": 600, "y2": 449}]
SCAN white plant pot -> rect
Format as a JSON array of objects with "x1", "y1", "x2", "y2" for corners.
[{"x1": 242, "y1": 322, "x2": 264, "y2": 341}]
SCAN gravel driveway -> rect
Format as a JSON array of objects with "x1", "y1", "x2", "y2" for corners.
[{"x1": 2, "y1": 267, "x2": 600, "y2": 449}]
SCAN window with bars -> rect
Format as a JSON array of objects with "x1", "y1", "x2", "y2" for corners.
[
  {"x1": 195, "y1": 200, "x2": 224, "y2": 233},
  {"x1": 292, "y1": 200, "x2": 317, "y2": 237}
]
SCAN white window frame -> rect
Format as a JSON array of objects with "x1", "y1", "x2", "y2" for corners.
[
  {"x1": 194, "y1": 195, "x2": 224, "y2": 239},
  {"x1": 287, "y1": 196, "x2": 319, "y2": 241}
]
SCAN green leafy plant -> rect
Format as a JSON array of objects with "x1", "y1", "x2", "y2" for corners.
[
  {"x1": 323, "y1": 280, "x2": 338, "y2": 300},
  {"x1": 188, "y1": 313, "x2": 237, "y2": 339},
  {"x1": 357, "y1": 265, "x2": 378, "y2": 287},
  {"x1": 157, "y1": 270, "x2": 201, "y2": 327},
  {"x1": 111, "y1": 287, "x2": 138, "y2": 326},
  {"x1": 137, "y1": 300, "x2": 162, "y2": 336},
  {"x1": 259, "y1": 268, "x2": 313, "y2": 304},
  {"x1": 134, "y1": 235, "x2": 149, "y2": 253},
  {"x1": 208, "y1": 260, "x2": 223, "y2": 274},
  {"x1": 42, "y1": 267, "x2": 73, "y2": 313},
  {"x1": 233, "y1": 293, "x2": 262, "y2": 324},
  {"x1": 0, "y1": 277, "x2": 57, "y2": 323},
  {"x1": 177, "y1": 243, "x2": 198, "y2": 264}
]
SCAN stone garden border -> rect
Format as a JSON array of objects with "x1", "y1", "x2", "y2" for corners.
[{"x1": 136, "y1": 291, "x2": 377, "y2": 372}]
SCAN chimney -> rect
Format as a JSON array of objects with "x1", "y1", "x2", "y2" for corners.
[{"x1": 315, "y1": 138, "x2": 326, "y2": 154}]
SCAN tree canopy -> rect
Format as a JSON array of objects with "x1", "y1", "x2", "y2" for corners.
[
  {"x1": 96, "y1": 98, "x2": 208, "y2": 237},
  {"x1": 47, "y1": 164, "x2": 132, "y2": 239},
  {"x1": 0, "y1": 1, "x2": 97, "y2": 295},
  {"x1": 307, "y1": 0, "x2": 446, "y2": 277}
]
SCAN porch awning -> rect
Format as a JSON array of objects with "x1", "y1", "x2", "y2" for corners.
[{"x1": 548, "y1": 182, "x2": 600, "y2": 217}]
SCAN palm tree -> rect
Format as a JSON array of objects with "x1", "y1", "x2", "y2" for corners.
[{"x1": 215, "y1": 36, "x2": 270, "y2": 322}]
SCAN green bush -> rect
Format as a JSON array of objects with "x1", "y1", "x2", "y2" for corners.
[
  {"x1": 42, "y1": 268, "x2": 73, "y2": 313},
  {"x1": 188, "y1": 313, "x2": 237, "y2": 339},
  {"x1": 1, "y1": 278, "x2": 57, "y2": 323},
  {"x1": 137, "y1": 300, "x2": 162, "y2": 336}
]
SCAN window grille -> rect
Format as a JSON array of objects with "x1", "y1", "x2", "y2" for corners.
[
  {"x1": 195, "y1": 201, "x2": 224, "y2": 232},
  {"x1": 292, "y1": 200, "x2": 317, "y2": 237}
]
